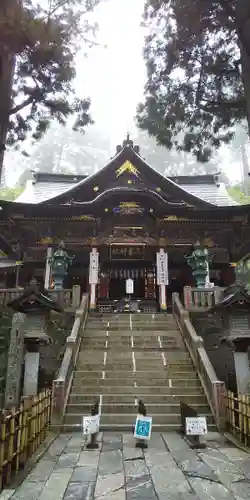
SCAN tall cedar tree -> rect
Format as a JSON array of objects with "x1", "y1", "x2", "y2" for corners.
[
  {"x1": 137, "y1": 0, "x2": 250, "y2": 161},
  {"x1": 0, "y1": 0, "x2": 101, "y2": 178}
]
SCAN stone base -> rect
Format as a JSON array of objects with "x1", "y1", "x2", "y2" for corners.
[
  {"x1": 135, "y1": 439, "x2": 148, "y2": 449},
  {"x1": 87, "y1": 433, "x2": 99, "y2": 449},
  {"x1": 185, "y1": 435, "x2": 206, "y2": 449}
]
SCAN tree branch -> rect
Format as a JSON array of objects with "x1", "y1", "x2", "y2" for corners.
[{"x1": 9, "y1": 95, "x2": 34, "y2": 115}]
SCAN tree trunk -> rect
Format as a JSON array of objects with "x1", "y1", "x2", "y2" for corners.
[
  {"x1": 240, "y1": 45, "x2": 250, "y2": 139},
  {"x1": 236, "y1": 0, "x2": 250, "y2": 138},
  {"x1": 0, "y1": 0, "x2": 17, "y2": 183}
]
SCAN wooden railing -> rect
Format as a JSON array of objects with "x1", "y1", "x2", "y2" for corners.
[
  {"x1": 0, "y1": 286, "x2": 81, "y2": 310},
  {"x1": 183, "y1": 286, "x2": 225, "y2": 310},
  {"x1": 51, "y1": 294, "x2": 88, "y2": 426},
  {"x1": 0, "y1": 390, "x2": 51, "y2": 492},
  {"x1": 172, "y1": 292, "x2": 225, "y2": 430},
  {"x1": 225, "y1": 391, "x2": 250, "y2": 446}
]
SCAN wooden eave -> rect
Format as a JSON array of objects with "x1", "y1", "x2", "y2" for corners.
[{"x1": 0, "y1": 199, "x2": 249, "y2": 224}]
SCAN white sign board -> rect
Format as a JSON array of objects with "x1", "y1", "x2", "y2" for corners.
[
  {"x1": 89, "y1": 249, "x2": 99, "y2": 285},
  {"x1": 126, "y1": 278, "x2": 134, "y2": 294},
  {"x1": 83, "y1": 415, "x2": 100, "y2": 435},
  {"x1": 185, "y1": 417, "x2": 207, "y2": 436},
  {"x1": 134, "y1": 415, "x2": 152, "y2": 440},
  {"x1": 156, "y1": 250, "x2": 168, "y2": 285}
]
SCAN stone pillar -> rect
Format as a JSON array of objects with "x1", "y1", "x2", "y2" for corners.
[
  {"x1": 234, "y1": 351, "x2": 250, "y2": 394},
  {"x1": 5, "y1": 312, "x2": 26, "y2": 408},
  {"x1": 15, "y1": 265, "x2": 20, "y2": 288},
  {"x1": 72, "y1": 284, "x2": 81, "y2": 308},
  {"x1": 44, "y1": 247, "x2": 52, "y2": 289},
  {"x1": 156, "y1": 248, "x2": 168, "y2": 311},
  {"x1": 89, "y1": 247, "x2": 99, "y2": 310},
  {"x1": 23, "y1": 351, "x2": 40, "y2": 396}
]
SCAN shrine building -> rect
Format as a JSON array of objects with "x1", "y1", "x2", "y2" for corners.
[{"x1": 0, "y1": 135, "x2": 249, "y2": 311}]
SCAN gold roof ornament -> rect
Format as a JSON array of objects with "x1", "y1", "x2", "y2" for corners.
[
  {"x1": 203, "y1": 237, "x2": 215, "y2": 248},
  {"x1": 119, "y1": 202, "x2": 139, "y2": 208},
  {"x1": 39, "y1": 237, "x2": 53, "y2": 245},
  {"x1": 116, "y1": 161, "x2": 139, "y2": 178}
]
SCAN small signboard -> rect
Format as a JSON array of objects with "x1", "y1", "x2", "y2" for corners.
[
  {"x1": 126, "y1": 278, "x2": 134, "y2": 295},
  {"x1": 185, "y1": 416, "x2": 207, "y2": 436},
  {"x1": 83, "y1": 415, "x2": 100, "y2": 435},
  {"x1": 134, "y1": 415, "x2": 152, "y2": 440},
  {"x1": 110, "y1": 245, "x2": 144, "y2": 260}
]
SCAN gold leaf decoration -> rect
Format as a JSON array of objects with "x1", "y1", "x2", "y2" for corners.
[{"x1": 116, "y1": 161, "x2": 139, "y2": 177}]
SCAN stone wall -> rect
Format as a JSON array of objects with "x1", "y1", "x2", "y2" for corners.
[{"x1": 191, "y1": 313, "x2": 237, "y2": 392}]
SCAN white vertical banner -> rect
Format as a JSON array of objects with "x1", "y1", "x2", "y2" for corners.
[
  {"x1": 44, "y1": 247, "x2": 52, "y2": 289},
  {"x1": 89, "y1": 248, "x2": 99, "y2": 285},
  {"x1": 156, "y1": 249, "x2": 168, "y2": 285}
]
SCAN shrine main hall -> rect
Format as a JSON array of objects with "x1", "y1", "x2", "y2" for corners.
[{"x1": 0, "y1": 135, "x2": 249, "y2": 311}]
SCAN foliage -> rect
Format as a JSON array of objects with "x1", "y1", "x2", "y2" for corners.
[
  {"x1": 134, "y1": 129, "x2": 223, "y2": 176},
  {"x1": 0, "y1": 0, "x2": 102, "y2": 147},
  {"x1": 0, "y1": 185, "x2": 24, "y2": 200},
  {"x1": 228, "y1": 185, "x2": 250, "y2": 204},
  {"x1": 137, "y1": 0, "x2": 250, "y2": 161},
  {"x1": 236, "y1": 256, "x2": 250, "y2": 290},
  {"x1": 16, "y1": 121, "x2": 112, "y2": 181}
]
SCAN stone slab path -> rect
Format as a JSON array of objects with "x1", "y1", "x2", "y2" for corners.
[{"x1": 2, "y1": 432, "x2": 250, "y2": 500}]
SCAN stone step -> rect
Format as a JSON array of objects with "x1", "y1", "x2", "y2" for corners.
[
  {"x1": 64, "y1": 412, "x2": 214, "y2": 427},
  {"x1": 81, "y1": 337, "x2": 180, "y2": 344},
  {"x1": 70, "y1": 386, "x2": 204, "y2": 398},
  {"x1": 66, "y1": 402, "x2": 210, "y2": 415},
  {"x1": 68, "y1": 393, "x2": 207, "y2": 405},
  {"x1": 72, "y1": 376, "x2": 198, "y2": 387},
  {"x1": 73, "y1": 371, "x2": 198, "y2": 383},
  {"x1": 65, "y1": 312, "x2": 214, "y2": 433},
  {"x1": 75, "y1": 364, "x2": 195, "y2": 379},
  {"x1": 72, "y1": 380, "x2": 202, "y2": 390}
]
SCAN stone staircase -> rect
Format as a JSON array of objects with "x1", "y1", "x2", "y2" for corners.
[{"x1": 64, "y1": 313, "x2": 215, "y2": 431}]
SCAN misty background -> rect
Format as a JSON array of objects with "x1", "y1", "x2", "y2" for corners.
[{"x1": 2, "y1": 0, "x2": 249, "y2": 199}]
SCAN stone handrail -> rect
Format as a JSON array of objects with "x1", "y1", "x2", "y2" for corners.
[
  {"x1": 172, "y1": 292, "x2": 225, "y2": 430},
  {"x1": 51, "y1": 293, "x2": 88, "y2": 426},
  {"x1": 183, "y1": 286, "x2": 225, "y2": 310}
]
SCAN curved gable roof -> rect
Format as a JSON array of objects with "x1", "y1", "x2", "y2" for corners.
[
  {"x1": 14, "y1": 140, "x2": 238, "y2": 208},
  {"x1": 29, "y1": 145, "x2": 211, "y2": 208}
]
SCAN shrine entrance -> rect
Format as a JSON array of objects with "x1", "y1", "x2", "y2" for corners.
[{"x1": 108, "y1": 268, "x2": 148, "y2": 299}]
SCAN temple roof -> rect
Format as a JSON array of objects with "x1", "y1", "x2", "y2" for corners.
[
  {"x1": 209, "y1": 282, "x2": 250, "y2": 312},
  {"x1": 15, "y1": 137, "x2": 237, "y2": 207},
  {"x1": 8, "y1": 286, "x2": 63, "y2": 313}
]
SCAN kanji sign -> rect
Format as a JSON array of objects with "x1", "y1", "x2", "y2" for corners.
[
  {"x1": 83, "y1": 415, "x2": 100, "y2": 435},
  {"x1": 110, "y1": 246, "x2": 144, "y2": 260},
  {"x1": 126, "y1": 278, "x2": 134, "y2": 294},
  {"x1": 134, "y1": 415, "x2": 152, "y2": 440},
  {"x1": 89, "y1": 248, "x2": 99, "y2": 284},
  {"x1": 185, "y1": 417, "x2": 207, "y2": 436},
  {"x1": 156, "y1": 250, "x2": 168, "y2": 285}
]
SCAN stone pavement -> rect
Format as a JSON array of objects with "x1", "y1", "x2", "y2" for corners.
[{"x1": 2, "y1": 432, "x2": 250, "y2": 500}]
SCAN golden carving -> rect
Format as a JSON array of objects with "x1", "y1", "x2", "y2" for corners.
[
  {"x1": 202, "y1": 237, "x2": 215, "y2": 248},
  {"x1": 164, "y1": 215, "x2": 189, "y2": 221},
  {"x1": 116, "y1": 161, "x2": 139, "y2": 178},
  {"x1": 71, "y1": 215, "x2": 96, "y2": 221},
  {"x1": 119, "y1": 202, "x2": 139, "y2": 208},
  {"x1": 38, "y1": 237, "x2": 53, "y2": 245}
]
